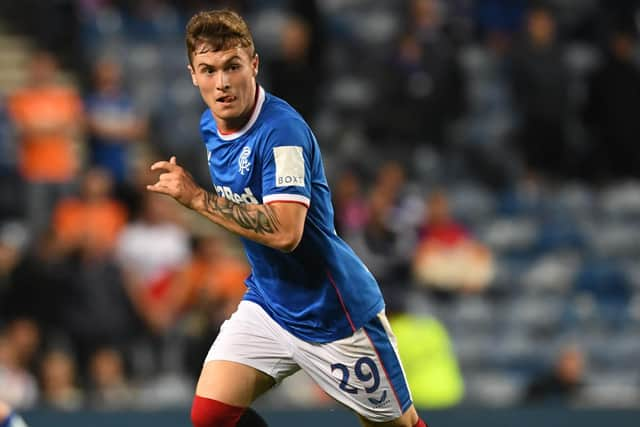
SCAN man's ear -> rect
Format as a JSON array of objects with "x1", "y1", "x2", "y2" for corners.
[
  {"x1": 252, "y1": 53, "x2": 259, "y2": 78},
  {"x1": 187, "y1": 64, "x2": 198, "y2": 86}
]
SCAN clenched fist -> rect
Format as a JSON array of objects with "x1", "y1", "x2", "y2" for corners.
[{"x1": 146, "y1": 156, "x2": 204, "y2": 208}]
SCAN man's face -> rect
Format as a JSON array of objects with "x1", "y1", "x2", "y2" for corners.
[{"x1": 188, "y1": 45, "x2": 258, "y2": 128}]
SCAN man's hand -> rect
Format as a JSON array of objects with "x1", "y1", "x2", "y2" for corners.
[{"x1": 146, "y1": 156, "x2": 204, "y2": 208}]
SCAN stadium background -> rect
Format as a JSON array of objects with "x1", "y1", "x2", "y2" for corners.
[{"x1": 0, "y1": 0, "x2": 639, "y2": 425}]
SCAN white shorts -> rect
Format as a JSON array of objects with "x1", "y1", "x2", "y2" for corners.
[{"x1": 205, "y1": 300, "x2": 413, "y2": 422}]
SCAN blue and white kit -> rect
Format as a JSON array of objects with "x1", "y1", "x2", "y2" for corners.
[{"x1": 200, "y1": 86, "x2": 412, "y2": 421}]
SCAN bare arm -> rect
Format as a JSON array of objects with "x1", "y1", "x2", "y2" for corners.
[{"x1": 146, "y1": 156, "x2": 307, "y2": 252}]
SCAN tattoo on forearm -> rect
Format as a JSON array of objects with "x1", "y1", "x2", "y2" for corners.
[{"x1": 203, "y1": 192, "x2": 281, "y2": 234}]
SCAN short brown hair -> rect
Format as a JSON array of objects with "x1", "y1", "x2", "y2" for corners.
[{"x1": 185, "y1": 10, "x2": 255, "y2": 64}]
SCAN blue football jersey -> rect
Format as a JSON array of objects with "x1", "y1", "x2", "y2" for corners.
[{"x1": 200, "y1": 86, "x2": 384, "y2": 343}]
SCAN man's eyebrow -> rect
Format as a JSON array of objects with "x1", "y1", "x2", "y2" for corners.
[
  {"x1": 197, "y1": 56, "x2": 243, "y2": 68},
  {"x1": 224, "y1": 56, "x2": 243, "y2": 63}
]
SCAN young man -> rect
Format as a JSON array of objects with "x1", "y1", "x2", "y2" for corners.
[{"x1": 147, "y1": 9, "x2": 429, "y2": 427}]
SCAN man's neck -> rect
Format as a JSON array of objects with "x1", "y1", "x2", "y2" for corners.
[{"x1": 218, "y1": 83, "x2": 259, "y2": 135}]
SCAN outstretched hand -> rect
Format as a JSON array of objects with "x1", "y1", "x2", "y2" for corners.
[{"x1": 146, "y1": 156, "x2": 203, "y2": 208}]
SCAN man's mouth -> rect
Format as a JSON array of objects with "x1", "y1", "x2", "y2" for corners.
[{"x1": 216, "y1": 95, "x2": 236, "y2": 104}]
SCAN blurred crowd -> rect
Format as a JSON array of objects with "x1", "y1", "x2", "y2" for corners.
[{"x1": 0, "y1": 0, "x2": 640, "y2": 412}]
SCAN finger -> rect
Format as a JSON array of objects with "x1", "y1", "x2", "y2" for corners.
[
  {"x1": 146, "y1": 183, "x2": 170, "y2": 193},
  {"x1": 158, "y1": 172, "x2": 174, "y2": 182},
  {"x1": 150, "y1": 161, "x2": 176, "y2": 172},
  {"x1": 170, "y1": 156, "x2": 177, "y2": 165}
]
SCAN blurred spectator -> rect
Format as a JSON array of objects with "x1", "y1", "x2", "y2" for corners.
[
  {"x1": 409, "y1": 0, "x2": 448, "y2": 43},
  {"x1": 3, "y1": 231, "x2": 74, "y2": 332},
  {"x1": 390, "y1": 313, "x2": 464, "y2": 408},
  {"x1": 583, "y1": 28, "x2": 640, "y2": 181},
  {"x1": 39, "y1": 349, "x2": 83, "y2": 411},
  {"x1": 332, "y1": 168, "x2": 368, "y2": 236},
  {"x1": 6, "y1": 51, "x2": 83, "y2": 234},
  {"x1": 169, "y1": 234, "x2": 248, "y2": 323},
  {"x1": 524, "y1": 345, "x2": 585, "y2": 404},
  {"x1": 0, "y1": 321, "x2": 39, "y2": 409},
  {"x1": 56, "y1": 237, "x2": 140, "y2": 376},
  {"x1": 374, "y1": 161, "x2": 407, "y2": 202},
  {"x1": 5, "y1": 223, "x2": 138, "y2": 375},
  {"x1": 510, "y1": 4, "x2": 572, "y2": 179},
  {"x1": 268, "y1": 16, "x2": 319, "y2": 122},
  {"x1": 87, "y1": 347, "x2": 135, "y2": 409},
  {"x1": 168, "y1": 234, "x2": 249, "y2": 377},
  {"x1": 52, "y1": 167, "x2": 128, "y2": 254},
  {"x1": 85, "y1": 58, "x2": 147, "y2": 190},
  {"x1": 372, "y1": 161, "x2": 424, "y2": 231},
  {"x1": 412, "y1": 190, "x2": 494, "y2": 299},
  {"x1": 287, "y1": 0, "x2": 325, "y2": 70},
  {"x1": 347, "y1": 189, "x2": 416, "y2": 315},
  {"x1": 368, "y1": 20, "x2": 465, "y2": 150},
  {"x1": 115, "y1": 193, "x2": 190, "y2": 334},
  {"x1": 115, "y1": 193, "x2": 190, "y2": 376},
  {"x1": 2, "y1": 320, "x2": 40, "y2": 374}
]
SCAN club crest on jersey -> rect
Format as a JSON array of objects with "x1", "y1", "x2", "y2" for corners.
[{"x1": 238, "y1": 146, "x2": 252, "y2": 175}]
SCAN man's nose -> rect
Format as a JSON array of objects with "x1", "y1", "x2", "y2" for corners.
[{"x1": 217, "y1": 71, "x2": 229, "y2": 90}]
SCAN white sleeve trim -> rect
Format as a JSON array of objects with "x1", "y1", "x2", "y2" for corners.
[{"x1": 263, "y1": 193, "x2": 310, "y2": 207}]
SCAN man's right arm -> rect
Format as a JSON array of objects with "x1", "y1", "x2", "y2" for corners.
[{"x1": 147, "y1": 156, "x2": 307, "y2": 252}]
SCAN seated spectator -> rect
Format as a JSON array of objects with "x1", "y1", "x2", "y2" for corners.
[
  {"x1": 39, "y1": 349, "x2": 83, "y2": 411},
  {"x1": 524, "y1": 345, "x2": 585, "y2": 404},
  {"x1": 52, "y1": 167, "x2": 128, "y2": 254},
  {"x1": 87, "y1": 347, "x2": 135, "y2": 409},
  {"x1": 2, "y1": 319, "x2": 40, "y2": 374},
  {"x1": 413, "y1": 190, "x2": 494, "y2": 298},
  {"x1": 0, "y1": 325, "x2": 39, "y2": 409},
  {"x1": 115, "y1": 193, "x2": 190, "y2": 334}
]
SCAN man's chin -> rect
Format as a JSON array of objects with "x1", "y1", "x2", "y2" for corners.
[{"x1": 212, "y1": 109, "x2": 239, "y2": 121}]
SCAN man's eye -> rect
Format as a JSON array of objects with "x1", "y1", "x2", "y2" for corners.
[
  {"x1": 203, "y1": 68, "x2": 214, "y2": 74},
  {"x1": 229, "y1": 64, "x2": 240, "y2": 71}
]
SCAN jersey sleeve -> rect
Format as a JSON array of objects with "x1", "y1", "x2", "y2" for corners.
[{"x1": 261, "y1": 119, "x2": 312, "y2": 208}]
